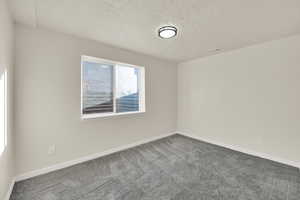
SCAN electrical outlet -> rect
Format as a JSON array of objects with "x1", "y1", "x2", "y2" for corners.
[{"x1": 48, "y1": 145, "x2": 56, "y2": 155}]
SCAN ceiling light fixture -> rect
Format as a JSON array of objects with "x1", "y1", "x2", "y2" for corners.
[{"x1": 158, "y1": 26, "x2": 177, "y2": 39}]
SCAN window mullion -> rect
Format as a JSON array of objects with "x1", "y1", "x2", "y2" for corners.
[{"x1": 113, "y1": 64, "x2": 117, "y2": 113}]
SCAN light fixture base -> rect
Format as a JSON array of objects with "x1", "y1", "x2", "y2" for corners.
[{"x1": 158, "y1": 26, "x2": 177, "y2": 39}]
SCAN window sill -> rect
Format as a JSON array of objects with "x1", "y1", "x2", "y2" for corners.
[{"x1": 81, "y1": 111, "x2": 145, "y2": 120}]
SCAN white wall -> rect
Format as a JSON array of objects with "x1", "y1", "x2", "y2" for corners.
[
  {"x1": 15, "y1": 25, "x2": 177, "y2": 175},
  {"x1": 178, "y1": 35, "x2": 300, "y2": 165},
  {"x1": 0, "y1": 0, "x2": 15, "y2": 198}
]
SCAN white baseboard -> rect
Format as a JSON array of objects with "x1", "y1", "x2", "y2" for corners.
[
  {"x1": 15, "y1": 132, "x2": 176, "y2": 182},
  {"x1": 14, "y1": 131, "x2": 300, "y2": 184},
  {"x1": 4, "y1": 178, "x2": 15, "y2": 200},
  {"x1": 178, "y1": 131, "x2": 300, "y2": 169}
]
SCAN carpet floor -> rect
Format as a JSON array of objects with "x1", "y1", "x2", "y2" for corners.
[{"x1": 10, "y1": 134, "x2": 300, "y2": 200}]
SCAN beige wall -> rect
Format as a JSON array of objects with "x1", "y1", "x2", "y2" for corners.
[
  {"x1": 178, "y1": 35, "x2": 300, "y2": 165},
  {"x1": 0, "y1": 0, "x2": 15, "y2": 198},
  {"x1": 15, "y1": 25, "x2": 177, "y2": 175}
]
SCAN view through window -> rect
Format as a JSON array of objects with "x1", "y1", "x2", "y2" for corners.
[{"x1": 81, "y1": 56, "x2": 145, "y2": 118}]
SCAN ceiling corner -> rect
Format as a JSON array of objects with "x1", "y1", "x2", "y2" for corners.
[{"x1": 9, "y1": 0, "x2": 38, "y2": 28}]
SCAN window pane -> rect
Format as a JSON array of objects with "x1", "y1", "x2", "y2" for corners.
[
  {"x1": 116, "y1": 65, "x2": 139, "y2": 113},
  {"x1": 82, "y1": 61, "x2": 113, "y2": 114}
]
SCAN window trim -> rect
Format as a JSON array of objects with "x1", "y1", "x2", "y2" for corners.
[{"x1": 81, "y1": 55, "x2": 146, "y2": 119}]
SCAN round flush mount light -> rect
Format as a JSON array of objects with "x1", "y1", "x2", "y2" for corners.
[{"x1": 158, "y1": 26, "x2": 177, "y2": 39}]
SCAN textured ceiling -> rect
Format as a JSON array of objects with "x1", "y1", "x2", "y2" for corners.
[{"x1": 9, "y1": 0, "x2": 300, "y2": 62}]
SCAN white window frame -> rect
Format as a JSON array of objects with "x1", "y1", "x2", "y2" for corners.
[{"x1": 81, "y1": 55, "x2": 146, "y2": 119}]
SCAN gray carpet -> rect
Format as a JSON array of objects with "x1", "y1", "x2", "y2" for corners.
[{"x1": 10, "y1": 134, "x2": 300, "y2": 200}]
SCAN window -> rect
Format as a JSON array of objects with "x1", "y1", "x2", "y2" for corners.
[
  {"x1": 81, "y1": 56, "x2": 145, "y2": 119},
  {"x1": 0, "y1": 70, "x2": 7, "y2": 155}
]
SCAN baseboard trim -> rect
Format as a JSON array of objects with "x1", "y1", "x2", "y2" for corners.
[
  {"x1": 178, "y1": 131, "x2": 300, "y2": 169},
  {"x1": 15, "y1": 131, "x2": 300, "y2": 183},
  {"x1": 15, "y1": 132, "x2": 176, "y2": 182},
  {"x1": 4, "y1": 178, "x2": 15, "y2": 200}
]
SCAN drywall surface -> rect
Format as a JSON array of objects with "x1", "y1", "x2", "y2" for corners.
[
  {"x1": 178, "y1": 35, "x2": 300, "y2": 165},
  {"x1": 0, "y1": 0, "x2": 15, "y2": 198},
  {"x1": 15, "y1": 25, "x2": 177, "y2": 175}
]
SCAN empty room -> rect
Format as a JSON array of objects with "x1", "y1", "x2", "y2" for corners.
[{"x1": 1, "y1": 0, "x2": 300, "y2": 199}]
